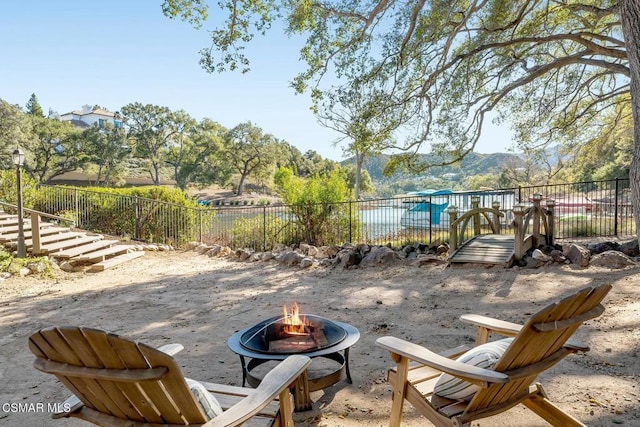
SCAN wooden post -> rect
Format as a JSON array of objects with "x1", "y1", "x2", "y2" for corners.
[
  {"x1": 513, "y1": 205, "x2": 525, "y2": 261},
  {"x1": 30, "y1": 212, "x2": 41, "y2": 254},
  {"x1": 293, "y1": 370, "x2": 312, "y2": 412},
  {"x1": 492, "y1": 200, "x2": 501, "y2": 234},
  {"x1": 471, "y1": 195, "x2": 481, "y2": 236},
  {"x1": 531, "y1": 193, "x2": 542, "y2": 248},
  {"x1": 546, "y1": 199, "x2": 555, "y2": 246},
  {"x1": 447, "y1": 206, "x2": 459, "y2": 252}
]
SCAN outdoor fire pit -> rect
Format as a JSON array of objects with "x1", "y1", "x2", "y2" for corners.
[{"x1": 228, "y1": 303, "x2": 360, "y2": 411}]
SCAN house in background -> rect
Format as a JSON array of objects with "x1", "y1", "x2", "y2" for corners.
[{"x1": 54, "y1": 105, "x2": 123, "y2": 129}]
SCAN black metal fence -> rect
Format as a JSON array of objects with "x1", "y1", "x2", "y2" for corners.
[{"x1": 34, "y1": 178, "x2": 635, "y2": 251}]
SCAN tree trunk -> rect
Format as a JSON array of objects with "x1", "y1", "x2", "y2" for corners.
[
  {"x1": 355, "y1": 152, "x2": 363, "y2": 200},
  {"x1": 619, "y1": 0, "x2": 640, "y2": 246},
  {"x1": 152, "y1": 161, "x2": 161, "y2": 185},
  {"x1": 237, "y1": 167, "x2": 248, "y2": 196}
]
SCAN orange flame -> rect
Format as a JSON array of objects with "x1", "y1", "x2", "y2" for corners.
[{"x1": 282, "y1": 302, "x2": 309, "y2": 335}]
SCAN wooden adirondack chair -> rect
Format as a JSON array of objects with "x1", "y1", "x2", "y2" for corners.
[
  {"x1": 29, "y1": 326, "x2": 311, "y2": 427},
  {"x1": 376, "y1": 284, "x2": 612, "y2": 427}
]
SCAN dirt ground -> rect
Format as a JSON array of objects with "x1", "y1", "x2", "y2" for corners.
[{"x1": 0, "y1": 250, "x2": 638, "y2": 427}]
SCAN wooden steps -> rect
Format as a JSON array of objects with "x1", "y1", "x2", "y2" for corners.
[
  {"x1": 88, "y1": 251, "x2": 145, "y2": 272},
  {"x1": 0, "y1": 211, "x2": 146, "y2": 272},
  {"x1": 55, "y1": 240, "x2": 120, "y2": 259},
  {"x1": 74, "y1": 245, "x2": 132, "y2": 262},
  {"x1": 0, "y1": 222, "x2": 51, "y2": 234},
  {"x1": 39, "y1": 235, "x2": 104, "y2": 254},
  {"x1": 0, "y1": 226, "x2": 71, "y2": 243},
  {"x1": 21, "y1": 231, "x2": 86, "y2": 248}
]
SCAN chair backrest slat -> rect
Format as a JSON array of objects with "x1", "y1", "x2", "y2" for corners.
[
  {"x1": 29, "y1": 327, "x2": 208, "y2": 425},
  {"x1": 465, "y1": 284, "x2": 612, "y2": 414}
]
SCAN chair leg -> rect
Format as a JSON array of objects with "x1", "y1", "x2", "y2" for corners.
[
  {"x1": 389, "y1": 356, "x2": 410, "y2": 427},
  {"x1": 522, "y1": 383, "x2": 586, "y2": 427},
  {"x1": 278, "y1": 388, "x2": 295, "y2": 427}
]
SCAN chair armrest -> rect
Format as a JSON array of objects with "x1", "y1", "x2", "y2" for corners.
[
  {"x1": 157, "y1": 343, "x2": 184, "y2": 356},
  {"x1": 460, "y1": 314, "x2": 522, "y2": 343},
  {"x1": 376, "y1": 336, "x2": 509, "y2": 386},
  {"x1": 203, "y1": 355, "x2": 312, "y2": 427}
]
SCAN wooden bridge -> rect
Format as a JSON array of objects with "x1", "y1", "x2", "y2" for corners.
[
  {"x1": 447, "y1": 194, "x2": 555, "y2": 267},
  {"x1": 0, "y1": 203, "x2": 144, "y2": 272}
]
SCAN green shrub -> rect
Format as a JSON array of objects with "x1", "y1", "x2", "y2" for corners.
[
  {"x1": 0, "y1": 170, "x2": 39, "y2": 212},
  {"x1": 228, "y1": 214, "x2": 290, "y2": 249},
  {"x1": 274, "y1": 168, "x2": 360, "y2": 246}
]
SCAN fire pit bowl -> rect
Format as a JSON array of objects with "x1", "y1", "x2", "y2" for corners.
[
  {"x1": 240, "y1": 314, "x2": 348, "y2": 354},
  {"x1": 228, "y1": 315, "x2": 360, "y2": 412}
]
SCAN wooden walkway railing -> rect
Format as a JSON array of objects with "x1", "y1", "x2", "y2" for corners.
[
  {"x1": 0, "y1": 201, "x2": 74, "y2": 254},
  {"x1": 512, "y1": 194, "x2": 555, "y2": 260},
  {"x1": 447, "y1": 193, "x2": 555, "y2": 266}
]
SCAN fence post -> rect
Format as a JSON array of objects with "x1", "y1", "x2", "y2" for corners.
[
  {"x1": 531, "y1": 193, "x2": 542, "y2": 248},
  {"x1": 74, "y1": 188, "x2": 79, "y2": 227},
  {"x1": 545, "y1": 199, "x2": 555, "y2": 246},
  {"x1": 263, "y1": 206, "x2": 267, "y2": 252},
  {"x1": 471, "y1": 195, "x2": 481, "y2": 236},
  {"x1": 513, "y1": 205, "x2": 525, "y2": 262},
  {"x1": 349, "y1": 200, "x2": 353, "y2": 244},
  {"x1": 199, "y1": 208, "x2": 203, "y2": 243},
  {"x1": 492, "y1": 200, "x2": 501, "y2": 234},
  {"x1": 614, "y1": 178, "x2": 620, "y2": 236},
  {"x1": 134, "y1": 196, "x2": 140, "y2": 240},
  {"x1": 447, "y1": 206, "x2": 459, "y2": 252},
  {"x1": 518, "y1": 185, "x2": 522, "y2": 204},
  {"x1": 30, "y1": 212, "x2": 41, "y2": 254}
]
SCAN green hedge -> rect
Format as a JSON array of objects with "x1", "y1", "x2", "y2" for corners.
[{"x1": 35, "y1": 185, "x2": 212, "y2": 246}]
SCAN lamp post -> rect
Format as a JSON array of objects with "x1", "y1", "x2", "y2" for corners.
[{"x1": 12, "y1": 148, "x2": 26, "y2": 258}]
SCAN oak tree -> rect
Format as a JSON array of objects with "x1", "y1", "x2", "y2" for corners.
[{"x1": 166, "y1": 0, "x2": 640, "y2": 242}]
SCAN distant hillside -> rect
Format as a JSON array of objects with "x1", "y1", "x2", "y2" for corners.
[{"x1": 345, "y1": 152, "x2": 524, "y2": 182}]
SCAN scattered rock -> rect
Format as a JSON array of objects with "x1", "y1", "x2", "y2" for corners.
[
  {"x1": 235, "y1": 249, "x2": 252, "y2": 261},
  {"x1": 272, "y1": 243, "x2": 289, "y2": 253},
  {"x1": 248, "y1": 252, "x2": 263, "y2": 262},
  {"x1": 299, "y1": 243, "x2": 311, "y2": 255},
  {"x1": 563, "y1": 243, "x2": 591, "y2": 267},
  {"x1": 306, "y1": 245, "x2": 319, "y2": 257},
  {"x1": 413, "y1": 254, "x2": 448, "y2": 267},
  {"x1": 436, "y1": 244, "x2": 449, "y2": 255},
  {"x1": 183, "y1": 236, "x2": 636, "y2": 271},
  {"x1": 588, "y1": 241, "x2": 621, "y2": 254},
  {"x1": 26, "y1": 261, "x2": 47, "y2": 274},
  {"x1": 337, "y1": 249, "x2": 362, "y2": 268},
  {"x1": 278, "y1": 250, "x2": 304, "y2": 266},
  {"x1": 299, "y1": 257, "x2": 315, "y2": 268},
  {"x1": 550, "y1": 249, "x2": 568, "y2": 263},
  {"x1": 590, "y1": 251, "x2": 637, "y2": 269},
  {"x1": 360, "y1": 246, "x2": 401, "y2": 267},
  {"x1": 532, "y1": 249, "x2": 552, "y2": 262},
  {"x1": 618, "y1": 239, "x2": 639, "y2": 257},
  {"x1": 59, "y1": 261, "x2": 75, "y2": 272},
  {"x1": 195, "y1": 244, "x2": 210, "y2": 254},
  {"x1": 261, "y1": 251, "x2": 275, "y2": 261}
]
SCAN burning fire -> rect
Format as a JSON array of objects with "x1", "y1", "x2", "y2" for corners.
[{"x1": 281, "y1": 302, "x2": 310, "y2": 335}]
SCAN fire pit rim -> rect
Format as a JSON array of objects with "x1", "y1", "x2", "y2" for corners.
[
  {"x1": 239, "y1": 313, "x2": 349, "y2": 355},
  {"x1": 228, "y1": 319, "x2": 360, "y2": 360}
]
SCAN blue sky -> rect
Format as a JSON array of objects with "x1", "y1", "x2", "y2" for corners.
[{"x1": 1, "y1": 1, "x2": 513, "y2": 161}]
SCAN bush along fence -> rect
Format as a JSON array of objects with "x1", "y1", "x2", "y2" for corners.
[{"x1": 32, "y1": 178, "x2": 635, "y2": 251}]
